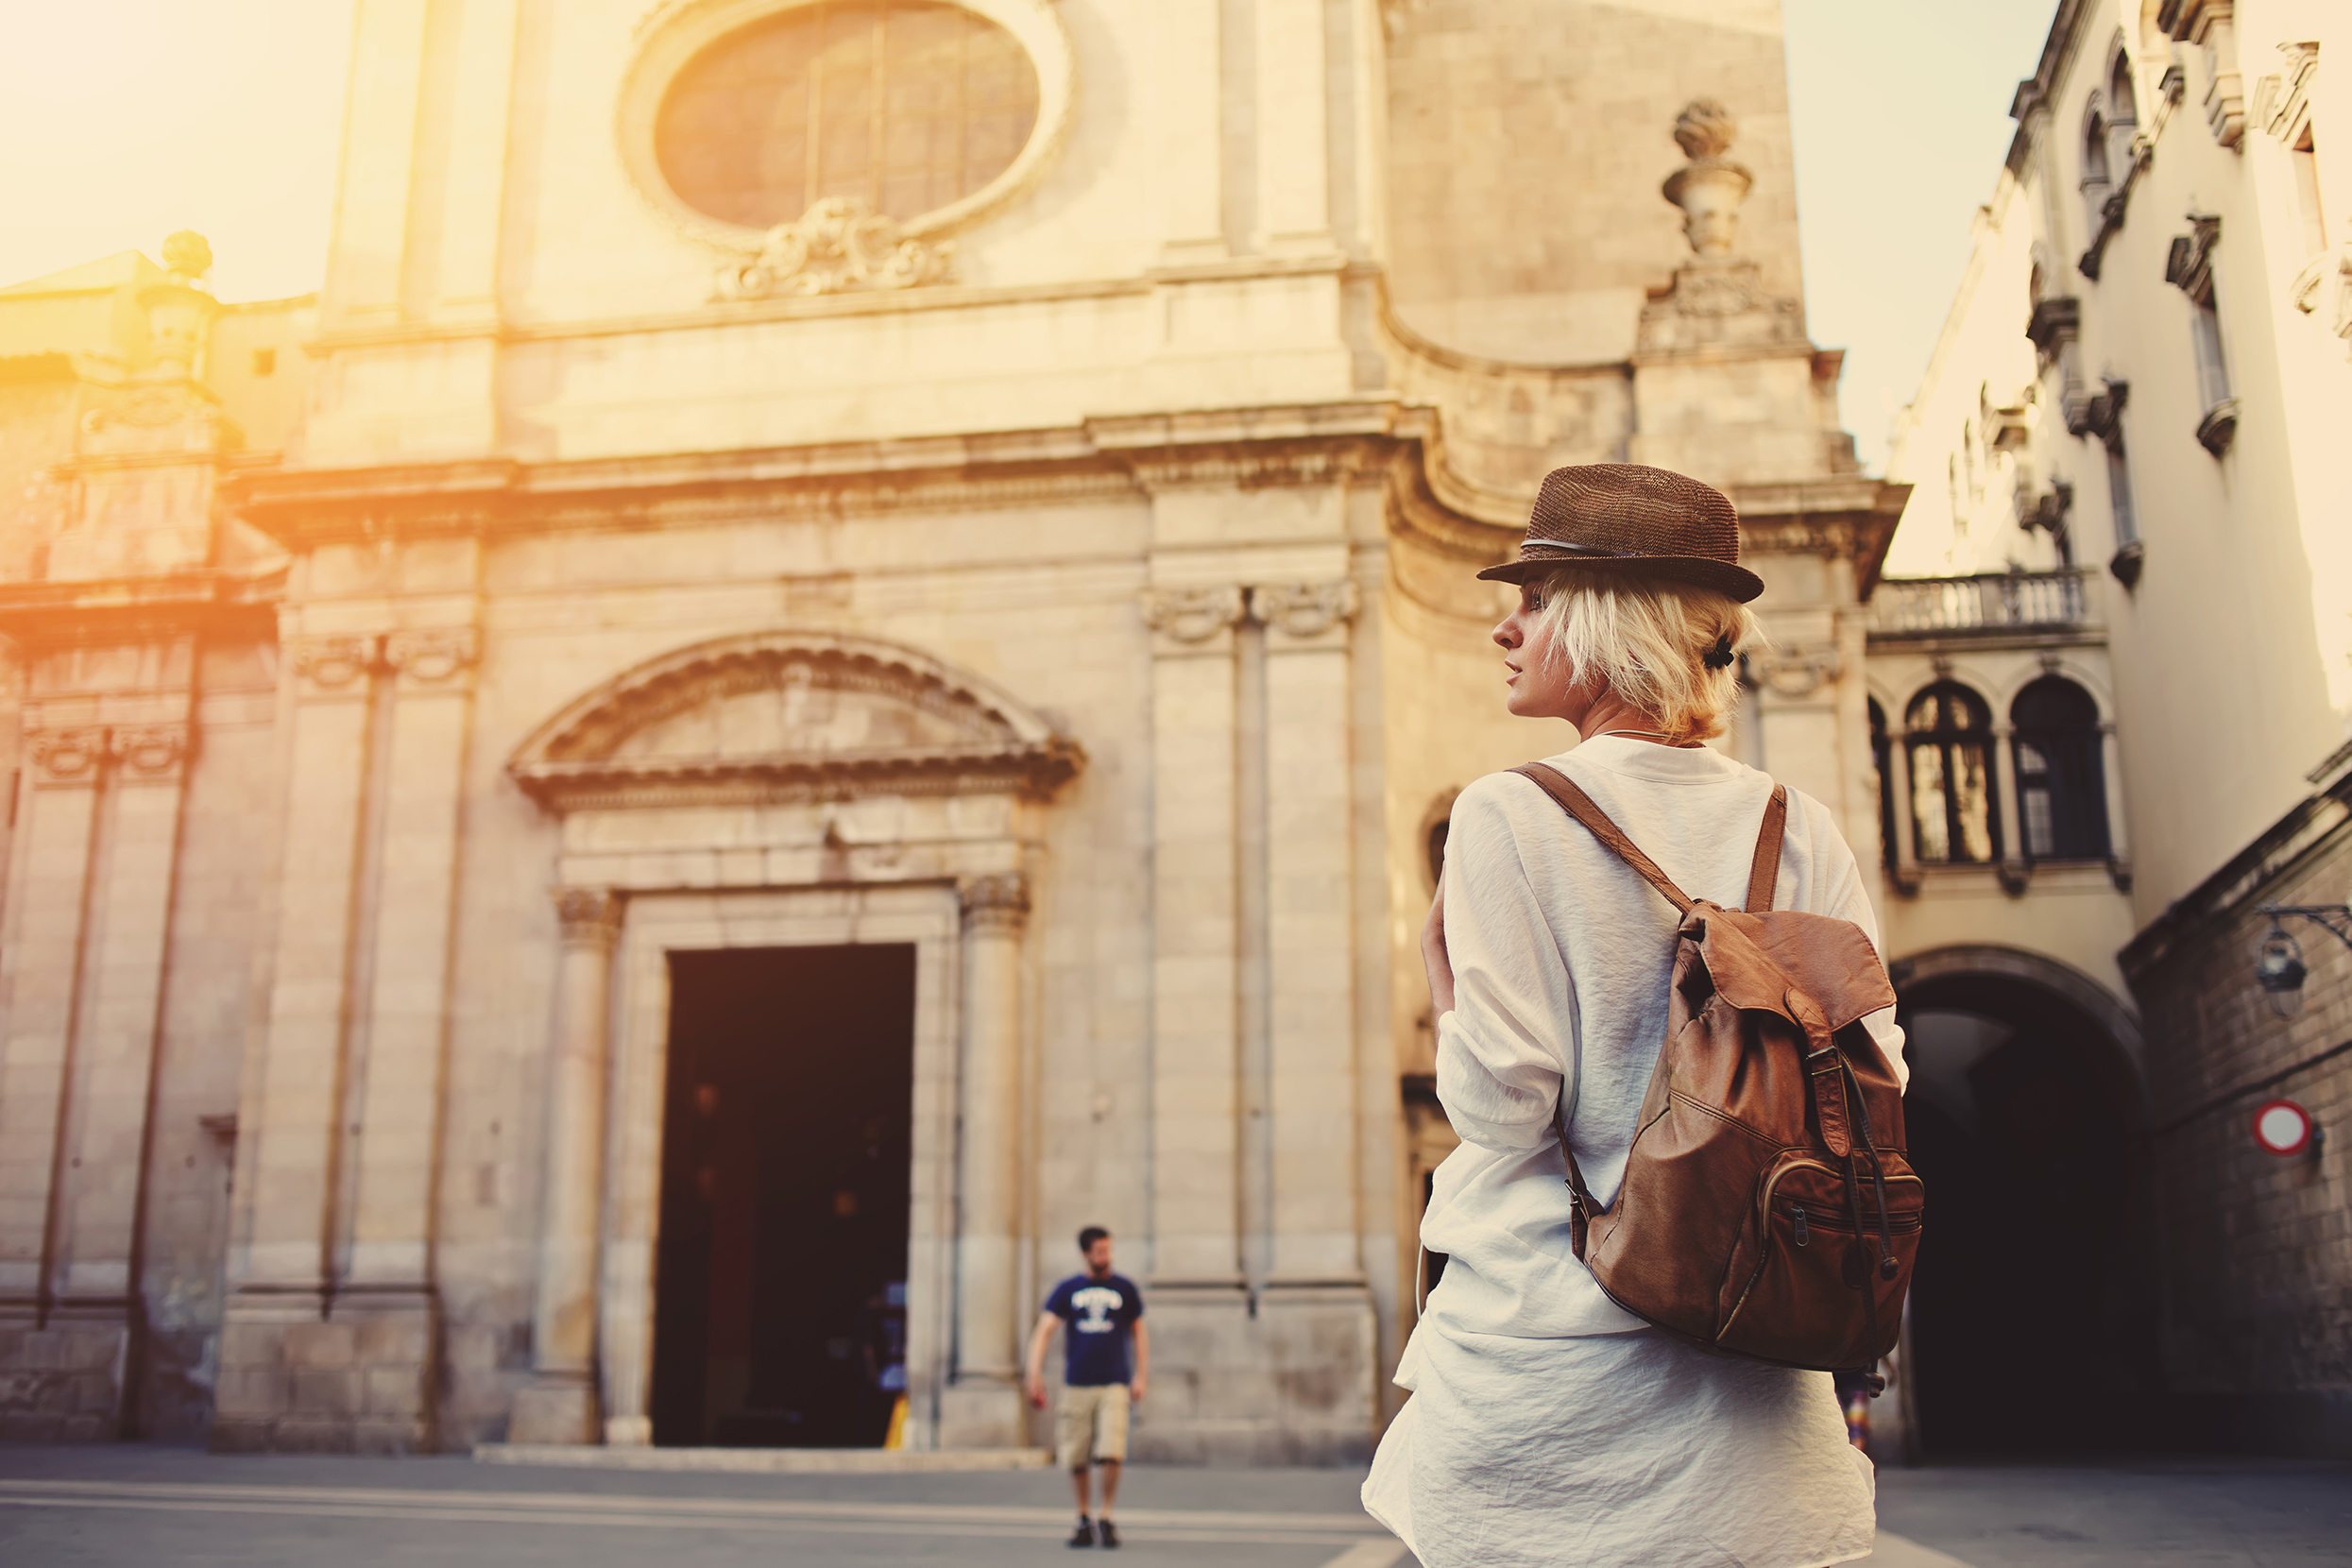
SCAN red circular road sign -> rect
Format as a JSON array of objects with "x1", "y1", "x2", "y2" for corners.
[{"x1": 2252, "y1": 1099, "x2": 2313, "y2": 1156}]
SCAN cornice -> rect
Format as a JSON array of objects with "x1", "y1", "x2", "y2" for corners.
[
  {"x1": 0, "y1": 568, "x2": 284, "y2": 647},
  {"x1": 514, "y1": 743, "x2": 1082, "y2": 812}
]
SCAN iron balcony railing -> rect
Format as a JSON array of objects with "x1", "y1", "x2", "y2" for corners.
[{"x1": 1868, "y1": 568, "x2": 2096, "y2": 635}]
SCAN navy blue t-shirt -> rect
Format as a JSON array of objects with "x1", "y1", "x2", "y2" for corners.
[{"x1": 1044, "y1": 1272, "x2": 1144, "y2": 1387}]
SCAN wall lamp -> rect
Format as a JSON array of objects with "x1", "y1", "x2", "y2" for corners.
[{"x1": 2255, "y1": 901, "x2": 2352, "y2": 1018}]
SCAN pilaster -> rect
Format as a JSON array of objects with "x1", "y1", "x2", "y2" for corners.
[
  {"x1": 938, "y1": 872, "x2": 1031, "y2": 1448},
  {"x1": 512, "y1": 887, "x2": 622, "y2": 1446},
  {"x1": 1253, "y1": 582, "x2": 1362, "y2": 1284},
  {"x1": 214, "y1": 634, "x2": 381, "y2": 1452},
  {"x1": 1139, "y1": 586, "x2": 1248, "y2": 1290}
]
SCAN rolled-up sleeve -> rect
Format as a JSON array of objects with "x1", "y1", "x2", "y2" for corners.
[{"x1": 1433, "y1": 779, "x2": 1576, "y2": 1150}]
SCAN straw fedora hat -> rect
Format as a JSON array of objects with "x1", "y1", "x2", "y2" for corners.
[{"x1": 1475, "y1": 463, "x2": 1764, "y2": 603}]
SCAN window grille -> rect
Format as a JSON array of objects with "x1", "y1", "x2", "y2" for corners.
[
  {"x1": 1904, "y1": 684, "x2": 2001, "y2": 866},
  {"x1": 656, "y1": 2, "x2": 1040, "y2": 230}
]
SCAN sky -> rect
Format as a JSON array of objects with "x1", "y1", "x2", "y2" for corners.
[{"x1": 0, "y1": 0, "x2": 2055, "y2": 471}]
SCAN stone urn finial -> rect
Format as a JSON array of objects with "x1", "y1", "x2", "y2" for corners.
[
  {"x1": 160, "y1": 230, "x2": 213, "y2": 286},
  {"x1": 140, "y1": 231, "x2": 220, "y2": 380},
  {"x1": 1662, "y1": 99, "x2": 1754, "y2": 259}
]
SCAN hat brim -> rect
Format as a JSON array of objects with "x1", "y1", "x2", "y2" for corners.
[{"x1": 1476, "y1": 553, "x2": 1764, "y2": 604}]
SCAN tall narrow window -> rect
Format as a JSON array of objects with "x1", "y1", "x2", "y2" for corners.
[
  {"x1": 2292, "y1": 128, "x2": 2326, "y2": 255},
  {"x1": 2105, "y1": 435, "x2": 2137, "y2": 546},
  {"x1": 2165, "y1": 215, "x2": 2236, "y2": 454},
  {"x1": 2081, "y1": 109, "x2": 2112, "y2": 244},
  {"x1": 1905, "y1": 684, "x2": 2000, "y2": 866},
  {"x1": 2106, "y1": 53, "x2": 2140, "y2": 178},
  {"x1": 2012, "y1": 678, "x2": 2110, "y2": 861}
]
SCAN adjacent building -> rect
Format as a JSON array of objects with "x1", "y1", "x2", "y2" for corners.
[{"x1": 1884, "y1": 0, "x2": 2348, "y2": 1455}]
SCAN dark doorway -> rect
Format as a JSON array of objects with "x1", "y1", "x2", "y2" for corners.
[
  {"x1": 650, "y1": 944, "x2": 916, "y2": 1447},
  {"x1": 1895, "y1": 975, "x2": 2157, "y2": 1456}
]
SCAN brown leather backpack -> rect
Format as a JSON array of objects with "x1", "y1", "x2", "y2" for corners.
[{"x1": 1515, "y1": 763, "x2": 1923, "y2": 1372}]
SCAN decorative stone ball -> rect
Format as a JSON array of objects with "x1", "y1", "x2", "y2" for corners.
[
  {"x1": 161, "y1": 230, "x2": 213, "y2": 282},
  {"x1": 1673, "y1": 100, "x2": 1737, "y2": 162}
]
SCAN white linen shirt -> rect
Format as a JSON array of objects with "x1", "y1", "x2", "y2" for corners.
[{"x1": 1422, "y1": 737, "x2": 1908, "y2": 1342}]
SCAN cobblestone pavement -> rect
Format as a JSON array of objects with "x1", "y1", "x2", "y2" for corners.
[{"x1": 0, "y1": 1445, "x2": 2345, "y2": 1566}]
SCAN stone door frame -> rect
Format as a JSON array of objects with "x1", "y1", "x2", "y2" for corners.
[{"x1": 599, "y1": 884, "x2": 963, "y2": 1450}]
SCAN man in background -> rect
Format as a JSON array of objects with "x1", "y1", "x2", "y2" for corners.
[{"x1": 1025, "y1": 1225, "x2": 1149, "y2": 1548}]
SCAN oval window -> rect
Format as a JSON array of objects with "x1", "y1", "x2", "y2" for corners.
[{"x1": 656, "y1": 2, "x2": 1042, "y2": 230}]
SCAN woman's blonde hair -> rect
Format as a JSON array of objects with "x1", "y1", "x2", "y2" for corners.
[{"x1": 1528, "y1": 567, "x2": 1765, "y2": 744}]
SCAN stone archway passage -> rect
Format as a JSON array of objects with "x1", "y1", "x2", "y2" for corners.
[{"x1": 1888, "y1": 946, "x2": 2157, "y2": 1457}]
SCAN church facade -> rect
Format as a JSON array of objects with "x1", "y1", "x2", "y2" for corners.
[{"x1": 0, "y1": 0, "x2": 1898, "y2": 1457}]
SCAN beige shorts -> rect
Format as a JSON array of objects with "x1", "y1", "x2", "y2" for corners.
[{"x1": 1055, "y1": 1383, "x2": 1131, "y2": 1469}]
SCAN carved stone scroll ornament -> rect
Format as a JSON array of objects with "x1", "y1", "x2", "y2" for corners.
[
  {"x1": 553, "y1": 887, "x2": 624, "y2": 946},
  {"x1": 959, "y1": 872, "x2": 1031, "y2": 932},
  {"x1": 1249, "y1": 580, "x2": 1362, "y2": 640},
  {"x1": 111, "y1": 724, "x2": 191, "y2": 778},
  {"x1": 26, "y1": 726, "x2": 109, "y2": 783},
  {"x1": 713, "y1": 198, "x2": 955, "y2": 300},
  {"x1": 1140, "y1": 586, "x2": 1248, "y2": 645},
  {"x1": 288, "y1": 635, "x2": 378, "y2": 691},
  {"x1": 386, "y1": 627, "x2": 483, "y2": 686}
]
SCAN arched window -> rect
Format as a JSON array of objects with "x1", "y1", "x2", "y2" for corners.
[
  {"x1": 1906, "y1": 684, "x2": 2000, "y2": 864},
  {"x1": 2012, "y1": 678, "x2": 2110, "y2": 861},
  {"x1": 1869, "y1": 698, "x2": 1897, "y2": 870},
  {"x1": 656, "y1": 1, "x2": 1041, "y2": 230},
  {"x1": 2081, "y1": 104, "x2": 2112, "y2": 245}
]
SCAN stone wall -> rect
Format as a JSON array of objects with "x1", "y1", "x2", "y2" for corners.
[{"x1": 2121, "y1": 775, "x2": 2352, "y2": 1457}]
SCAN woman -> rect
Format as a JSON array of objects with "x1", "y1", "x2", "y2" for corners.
[{"x1": 1363, "y1": 464, "x2": 1907, "y2": 1568}]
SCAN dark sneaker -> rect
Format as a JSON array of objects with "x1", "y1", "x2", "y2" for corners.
[
  {"x1": 1097, "y1": 1521, "x2": 1120, "y2": 1549},
  {"x1": 1067, "y1": 1519, "x2": 1096, "y2": 1548}
]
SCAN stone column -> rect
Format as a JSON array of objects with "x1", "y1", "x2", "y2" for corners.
[
  {"x1": 1253, "y1": 582, "x2": 1362, "y2": 1284},
  {"x1": 1887, "y1": 722, "x2": 1920, "y2": 894},
  {"x1": 509, "y1": 887, "x2": 622, "y2": 1446},
  {"x1": 215, "y1": 634, "x2": 379, "y2": 1451},
  {"x1": 943, "y1": 872, "x2": 1029, "y2": 1443},
  {"x1": 1991, "y1": 722, "x2": 2028, "y2": 894},
  {"x1": 0, "y1": 725, "x2": 109, "y2": 1433},
  {"x1": 339, "y1": 627, "x2": 479, "y2": 1449},
  {"x1": 1139, "y1": 588, "x2": 1248, "y2": 1289}
]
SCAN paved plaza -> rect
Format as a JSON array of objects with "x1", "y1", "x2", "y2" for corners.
[{"x1": 0, "y1": 1445, "x2": 2345, "y2": 1567}]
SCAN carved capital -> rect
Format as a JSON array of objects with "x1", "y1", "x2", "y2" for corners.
[
  {"x1": 959, "y1": 872, "x2": 1031, "y2": 932},
  {"x1": 1140, "y1": 586, "x2": 1247, "y2": 646},
  {"x1": 288, "y1": 635, "x2": 378, "y2": 692},
  {"x1": 111, "y1": 724, "x2": 190, "y2": 779},
  {"x1": 713, "y1": 198, "x2": 954, "y2": 299},
  {"x1": 385, "y1": 627, "x2": 482, "y2": 687},
  {"x1": 1744, "y1": 645, "x2": 1844, "y2": 699},
  {"x1": 1249, "y1": 580, "x2": 1361, "y2": 641},
  {"x1": 26, "y1": 725, "x2": 109, "y2": 784},
  {"x1": 553, "y1": 887, "x2": 623, "y2": 946}
]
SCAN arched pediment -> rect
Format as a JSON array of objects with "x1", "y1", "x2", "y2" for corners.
[{"x1": 510, "y1": 630, "x2": 1082, "y2": 811}]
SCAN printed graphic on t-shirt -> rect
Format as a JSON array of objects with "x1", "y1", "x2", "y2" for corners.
[{"x1": 1045, "y1": 1272, "x2": 1144, "y2": 1387}]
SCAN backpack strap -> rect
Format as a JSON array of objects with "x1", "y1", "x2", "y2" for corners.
[
  {"x1": 1745, "y1": 785, "x2": 1789, "y2": 913},
  {"x1": 1512, "y1": 763, "x2": 1695, "y2": 915}
]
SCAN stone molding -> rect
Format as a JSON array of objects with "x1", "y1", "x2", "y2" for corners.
[
  {"x1": 287, "y1": 635, "x2": 378, "y2": 693},
  {"x1": 2159, "y1": 0, "x2": 2246, "y2": 147},
  {"x1": 26, "y1": 725, "x2": 111, "y2": 784},
  {"x1": 714, "y1": 199, "x2": 955, "y2": 299},
  {"x1": 509, "y1": 630, "x2": 1083, "y2": 813},
  {"x1": 553, "y1": 887, "x2": 625, "y2": 946},
  {"x1": 2254, "y1": 40, "x2": 2319, "y2": 144},
  {"x1": 1140, "y1": 586, "x2": 1247, "y2": 645},
  {"x1": 1249, "y1": 581, "x2": 1361, "y2": 641},
  {"x1": 958, "y1": 872, "x2": 1031, "y2": 931},
  {"x1": 616, "y1": 0, "x2": 1078, "y2": 262},
  {"x1": 385, "y1": 627, "x2": 482, "y2": 687}
]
